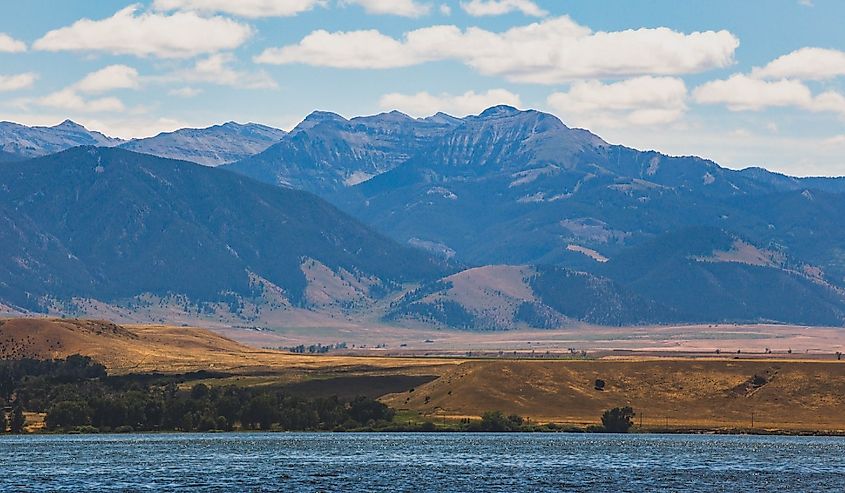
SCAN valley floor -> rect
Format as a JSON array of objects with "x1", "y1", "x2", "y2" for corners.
[{"x1": 3, "y1": 318, "x2": 845, "y2": 434}]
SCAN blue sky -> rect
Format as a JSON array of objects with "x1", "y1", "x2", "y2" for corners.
[{"x1": 1, "y1": 0, "x2": 843, "y2": 176}]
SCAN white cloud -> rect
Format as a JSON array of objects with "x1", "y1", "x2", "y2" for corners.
[
  {"x1": 256, "y1": 16, "x2": 739, "y2": 83},
  {"x1": 257, "y1": 29, "x2": 420, "y2": 69},
  {"x1": 82, "y1": 116, "x2": 200, "y2": 139},
  {"x1": 342, "y1": 0, "x2": 431, "y2": 17},
  {"x1": 37, "y1": 89, "x2": 125, "y2": 113},
  {"x1": 823, "y1": 135, "x2": 845, "y2": 146},
  {"x1": 0, "y1": 33, "x2": 27, "y2": 53},
  {"x1": 178, "y1": 54, "x2": 278, "y2": 89},
  {"x1": 439, "y1": 4, "x2": 452, "y2": 15},
  {"x1": 152, "y1": 0, "x2": 326, "y2": 18},
  {"x1": 547, "y1": 76, "x2": 688, "y2": 127},
  {"x1": 74, "y1": 65, "x2": 140, "y2": 93},
  {"x1": 752, "y1": 47, "x2": 845, "y2": 81},
  {"x1": 29, "y1": 65, "x2": 142, "y2": 114},
  {"x1": 460, "y1": 0, "x2": 548, "y2": 17},
  {"x1": 694, "y1": 74, "x2": 845, "y2": 115},
  {"x1": 379, "y1": 88, "x2": 522, "y2": 117},
  {"x1": 0, "y1": 73, "x2": 37, "y2": 92},
  {"x1": 168, "y1": 87, "x2": 203, "y2": 98},
  {"x1": 33, "y1": 5, "x2": 253, "y2": 59}
]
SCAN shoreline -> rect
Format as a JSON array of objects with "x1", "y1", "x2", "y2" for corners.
[{"x1": 7, "y1": 428, "x2": 845, "y2": 438}]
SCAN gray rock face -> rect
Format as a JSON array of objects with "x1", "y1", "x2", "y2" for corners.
[
  {"x1": 224, "y1": 110, "x2": 461, "y2": 194},
  {"x1": 119, "y1": 122, "x2": 287, "y2": 166},
  {"x1": 0, "y1": 120, "x2": 123, "y2": 159}
]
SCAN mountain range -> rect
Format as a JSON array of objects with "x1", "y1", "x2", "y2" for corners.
[
  {"x1": 0, "y1": 120, "x2": 286, "y2": 166},
  {"x1": 2, "y1": 107, "x2": 845, "y2": 329}
]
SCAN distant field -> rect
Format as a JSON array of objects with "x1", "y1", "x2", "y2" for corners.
[
  {"x1": 214, "y1": 322, "x2": 845, "y2": 357},
  {"x1": 3, "y1": 317, "x2": 845, "y2": 433}
]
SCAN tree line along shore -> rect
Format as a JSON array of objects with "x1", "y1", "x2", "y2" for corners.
[
  {"x1": 1, "y1": 355, "x2": 641, "y2": 434},
  {"x1": 5, "y1": 355, "x2": 845, "y2": 436}
]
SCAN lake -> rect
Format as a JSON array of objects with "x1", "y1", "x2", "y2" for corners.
[{"x1": 2, "y1": 433, "x2": 844, "y2": 492}]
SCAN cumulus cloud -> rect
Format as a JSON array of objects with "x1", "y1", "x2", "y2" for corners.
[
  {"x1": 752, "y1": 47, "x2": 845, "y2": 81},
  {"x1": 693, "y1": 74, "x2": 845, "y2": 115},
  {"x1": 379, "y1": 89, "x2": 522, "y2": 117},
  {"x1": 37, "y1": 89, "x2": 125, "y2": 113},
  {"x1": 31, "y1": 65, "x2": 143, "y2": 114},
  {"x1": 178, "y1": 54, "x2": 278, "y2": 89},
  {"x1": 342, "y1": 0, "x2": 431, "y2": 17},
  {"x1": 460, "y1": 0, "x2": 547, "y2": 17},
  {"x1": 168, "y1": 87, "x2": 203, "y2": 98},
  {"x1": 256, "y1": 16, "x2": 739, "y2": 83},
  {"x1": 74, "y1": 65, "x2": 140, "y2": 93},
  {"x1": 547, "y1": 76, "x2": 688, "y2": 127},
  {"x1": 0, "y1": 73, "x2": 38, "y2": 92},
  {"x1": 152, "y1": 0, "x2": 326, "y2": 18},
  {"x1": 0, "y1": 33, "x2": 27, "y2": 53},
  {"x1": 33, "y1": 5, "x2": 252, "y2": 59}
]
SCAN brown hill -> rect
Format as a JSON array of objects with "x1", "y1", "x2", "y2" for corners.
[
  {"x1": 0, "y1": 318, "x2": 456, "y2": 376},
  {"x1": 382, "y1": 358, "x2": 845, "y2": 432}
]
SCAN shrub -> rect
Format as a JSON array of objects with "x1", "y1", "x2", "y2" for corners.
[
  {"x1": 479, "y1": 410, "x2": 525, "y2": 432},
  {"x1": 601, "y1": 406, "x2": 635, "y2": 433}
]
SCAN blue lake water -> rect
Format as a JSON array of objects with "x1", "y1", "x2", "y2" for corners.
[{"x1": 2, "y1": 433, "x2": 844, "y2": 492}]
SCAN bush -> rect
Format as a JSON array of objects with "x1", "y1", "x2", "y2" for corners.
[
  {"x1": 479, "y1": 410, "x2": 525, "y2": 432},
  {"x1": 601, "y1": 406, "x2": 635, "y2": 433}
]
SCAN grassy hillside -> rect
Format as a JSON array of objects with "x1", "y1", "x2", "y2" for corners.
[{"x1": 383, "y1": 358, "x2": 845, "y2": 432}]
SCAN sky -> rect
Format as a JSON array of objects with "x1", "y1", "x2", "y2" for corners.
[{"x1": 0, "y1": 0, "x2": 844, "y2": 177}]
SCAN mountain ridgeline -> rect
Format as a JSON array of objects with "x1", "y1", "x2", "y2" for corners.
[
  {"x1": 2, "y1": 107, "x2": 845, "y2": 329},
  {"x1": 225, "y1": 106, "x2": 845, "y2": 328}
]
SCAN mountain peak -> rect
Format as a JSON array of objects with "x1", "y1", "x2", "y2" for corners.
[
  {"x1": 293, "y1": 111, "x2": 348, "y2": 133},
  {"x1": 423, "y1": 112, "x2": 462, "y2": 125},
  {"x1": 358, "y1": 110, "x2": 414, "y2": 123},
  {"x1": 478, "y1": 105, "x2": 523, "y2": 118},
  {"x1": 54, "y1": 120, "x2": 87, "y2": 131},
  {"x1": 305, "y1": 110, "x2": 347, "y2": 124}
]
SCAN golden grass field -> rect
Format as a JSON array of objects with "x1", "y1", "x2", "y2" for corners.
[
  {"x1": 3, "y1": 317, "x2": 845, "y2": 432},
  {"x1": 382, "y1": 358, "x2": 845, "y2": 433}
]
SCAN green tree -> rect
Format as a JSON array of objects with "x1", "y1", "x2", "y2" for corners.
[
  {"x1": 190, "y1": 383, "x2": 210, "y2": 400},
  {"x1": 11, "y1": 403, "x2": 26, "y2": 433},
  {"x1": 601, "y1": 406, "x2": 636, "y2": 433},
  {"x1": 242, "y1": 394, "x2": 277, "y2": 430},
  {"x1": 348, "y1": 396, "x2": 394, "y2": 425},
  {"x1": 46, "y1": 401, "x2": 91, "y2": 430}
]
